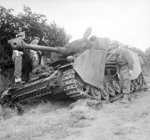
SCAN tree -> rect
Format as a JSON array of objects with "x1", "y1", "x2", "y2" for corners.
[
  {"x1": 0, "y1": 6, "x2": 18, "y2": 74},
  {"x1": 17, "y1": 6, "x2": 70, "y2": 46},
  {"x1": 0, "y1": 6, "x2": 70, "y2": 90},
  {"x1": 0, "y1": 6, "x2": 70, "y2": 75}
]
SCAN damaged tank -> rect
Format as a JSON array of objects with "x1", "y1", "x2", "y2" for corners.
[{"x1": 0, "y1": 28, "x2": 147, "y2": 109}]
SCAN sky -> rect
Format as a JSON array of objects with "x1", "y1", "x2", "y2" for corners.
[{"x1": 1, "y1": 0, "x2": 150, "y2": 51}]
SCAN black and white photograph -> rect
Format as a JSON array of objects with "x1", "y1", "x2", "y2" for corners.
[{"x1": 0, "y1": 0, "x2": 150, "y2": 139}]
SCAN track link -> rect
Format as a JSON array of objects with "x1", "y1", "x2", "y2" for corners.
[{"x1": 61, "y1": 69, "x2": 91, "y2": 99}]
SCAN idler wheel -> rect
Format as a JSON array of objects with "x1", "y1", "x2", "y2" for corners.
[
  {"x1": 101, "y1": 86, "x2": 110, "y2": 100},
  {"x1": 105, "y1": 82, "x2": 116, "y2": 97},
  {"x1": 90, "y1": 87, "x2": 101, "y2": 100},
  {"x1": 112, "y1": 80, "x2": 121, "y2": 94},
  {"x1": 137, "y1": 74, "x2": 143, "y2": 85},
  {"x1": 134, "y1": 80, "x2": 140, "y2": 91}
]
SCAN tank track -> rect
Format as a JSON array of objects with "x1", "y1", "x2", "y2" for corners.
[
  {"x1": 61, "y1": 68, "x2": 148, "y2": 102},
  {"x1": 9, "y1": 75, "x2": 59, "y2": 103},
  {"x1": 61, "y1": 68, "x2": 93, "y2": 100},
  {"x1": 1, "y1": 68, "x2": 148, "y2": 107},
  {"x1": 61, "y1": 68, "x2": 121, "y2": 102}
]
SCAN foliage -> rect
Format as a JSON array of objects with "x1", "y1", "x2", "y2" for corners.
[
  {"x1": 0, "y1": 6, "x2": 17, "y2": 72},
  {"x1": 0, "y1": 6, "x2": 70, "y2": 76}
]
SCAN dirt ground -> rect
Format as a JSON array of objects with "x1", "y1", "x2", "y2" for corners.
[{"x1": 0, "y1": 78, "x2": 150, "y2": 140}]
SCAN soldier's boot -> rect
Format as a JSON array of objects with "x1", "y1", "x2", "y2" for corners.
[{"x1": 15, "y1": 77, "x2": 25, "y2": 84}]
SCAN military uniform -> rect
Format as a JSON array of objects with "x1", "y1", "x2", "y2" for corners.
[
  {"x1": 138, "y1": 55, "x2": 147, "y2": 86},
  {"x1": 116, "y1": 48, "x2": 134, "y2": 95},
  {"x1": 29, "y1": 37, "x2": 40, "y2": 70}
]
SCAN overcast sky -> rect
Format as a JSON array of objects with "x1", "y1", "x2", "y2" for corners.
[{"x1": 1, "y1": 0, "x2": 150, "y2": 51}]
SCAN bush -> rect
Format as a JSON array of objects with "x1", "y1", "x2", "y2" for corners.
[{"x1": 0, "y1": 6, "x2": 70, "y2": 88}]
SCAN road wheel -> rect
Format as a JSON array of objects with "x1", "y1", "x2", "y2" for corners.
[
  {"x1": 112, "y1": 80, "x2": 121, "y2": 94},
  {"x1": 105, "y1": 82, "x2": 116, "y2": 97},
  {"x1": 101, "y1": 85, "x2": 110, "y2": 100},
  {"x1": 90, "y1": 87, "x2": 101, "y2": 101}
]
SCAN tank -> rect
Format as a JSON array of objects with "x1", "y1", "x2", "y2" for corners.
[{"x1": 1, "y1": 28, "x2": 147, "y2": 111}]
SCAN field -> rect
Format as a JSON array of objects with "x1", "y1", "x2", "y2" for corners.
[{"x1": 0, "y1": 77, "x2": 150, "y2": 140}]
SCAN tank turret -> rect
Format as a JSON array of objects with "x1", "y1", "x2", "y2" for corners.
[{"x1": 8, "y1": 27, "x2": 92, "y2": 57}]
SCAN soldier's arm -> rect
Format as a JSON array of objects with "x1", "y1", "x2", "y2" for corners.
[{"x1": 123, "y1": 50, "x2": 134, "y2": 70}]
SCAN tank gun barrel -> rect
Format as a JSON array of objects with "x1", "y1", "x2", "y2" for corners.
[
  {"x1": 24, "y1": 44, "x2": 67, "y2": 54},
  {"x1": 8, "y1": 38, "x2": 69, "y2": 56}
]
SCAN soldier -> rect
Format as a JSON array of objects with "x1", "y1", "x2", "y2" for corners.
[
  {"x1": 138, "y1": 55, "x2": 147, "y2": 88},
  {"x1": 12, "y1": 32, "x2": 25, "y2": 83},
  {"x1": 21, "y1": 36, "x2": 41, "y2": 82},
  {"x1": 115, "y1": 47, "x2": 134, "y2": 101},
  {"x1": 29, "y1": 37, "x2": 41, "y2": 71}
]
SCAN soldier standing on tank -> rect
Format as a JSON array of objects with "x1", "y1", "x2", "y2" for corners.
[{"x1": 115, "y1": 47, "x2": 134, "y2": 102}]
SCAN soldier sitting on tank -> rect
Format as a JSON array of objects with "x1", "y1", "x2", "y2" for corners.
[
  {"x1": 22, "y1": 36, "x2": 41, "y2": 82},
  {"x1": 12, "y1": 32, "x2": 26, "y2": 84},
  {"x1": 114, "y1": 47, "x2": 134, "y2": 102}
]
